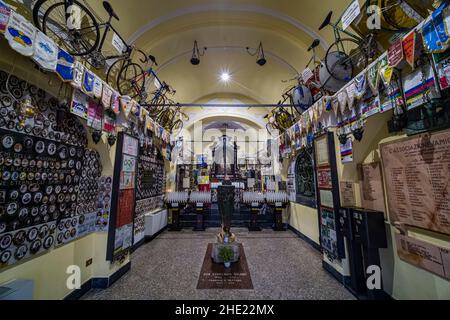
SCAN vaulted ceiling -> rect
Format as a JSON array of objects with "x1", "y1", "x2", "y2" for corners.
[{"x1": 86, "y1": 0, "x2": 352, "y2": 105}]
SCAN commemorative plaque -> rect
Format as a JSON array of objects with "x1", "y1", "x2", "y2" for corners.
[
  {"x1": 381, "y1": 130, "x2": 450, "y2": 235},
  {"x1": 359, "y1": 162, "x2": 386, "y2": 213}
]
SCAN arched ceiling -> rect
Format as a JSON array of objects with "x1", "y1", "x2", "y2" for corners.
[{"x1": 87, "y1": 0, "x2": 352, "y2": 105}]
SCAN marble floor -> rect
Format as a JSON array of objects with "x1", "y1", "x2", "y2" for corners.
[{"x1": 83, "y1": 228, "x2": 355, "y2": 300}]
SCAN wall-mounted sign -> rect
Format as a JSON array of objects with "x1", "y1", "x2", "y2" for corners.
[
  {"x1": 359, "y1": 162, "x2": 386, "y2": 213},
  {"x1": 320, "y1": 189, "x2": 334, "y2": 209},
  {"x1": 317, "y1": 167, "x2": 332, "y2": 189},
  {"x1": 341, "y1": 0, "x2": 360, "y2": 30},
  {"x1": 381, "y1": 129, "x2": 450, "y2": 235},
  {"x1": 396, "y1": 234, "x2": 450, "y2": 280},
  {"x1": 340, "y1": 181, "x2": 355, "y2": 207},
  {"x1": 315, "y1": 135, "x2": 329, "y2": 166}
]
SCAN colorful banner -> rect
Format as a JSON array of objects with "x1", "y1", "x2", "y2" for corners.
[
  {"x1": 87, "y1": 100, "x2": 103, "y2": 130},
  {"x1": 56, "y1": 48, "x2": 74, "y2": 82},
  {"x1": 102, "y1": 84, "x2": 113, "y2": 109},
  {"x1": 93, "y1": 76, "x2": 103, "y2": 99},
  {"x1": 71, "y1": 89, "x2": 89, "y2": 119},
  {"x1": 5, "y1": 11, "x2": 36, "y2": 57},
  {"x1": 0, "y1": 0, "x2": 11, "y2": 33},
  {"x1": 82, "y1": 69, "x2": 95, "y2": 96},
  {"x1": 402, "y1": 32, "x2": 416, "y2": 69},
  {"x1": 32, "y1": 31, "x2": 58, "y2": 71},
  {"x1": 388, "y1": 39, "x2": 403, "y2": 67}
]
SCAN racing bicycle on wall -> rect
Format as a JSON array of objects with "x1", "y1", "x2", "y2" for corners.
[
  {"x1": 318, "y1": 0, "x2": 437, "y2": 92},
  {"x1": 32, "y1": 0, "x2": 150, "y2": 94}
]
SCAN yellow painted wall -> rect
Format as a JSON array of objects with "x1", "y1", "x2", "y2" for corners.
[
  {"x1": 289, "y1": 203, "x2": 320, "y2": 245},
  {"x1": 0, "y1": 42, "x2": 130, "y2": 299}
]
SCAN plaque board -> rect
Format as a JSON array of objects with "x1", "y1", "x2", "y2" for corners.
[
  {"x1": 317, "y1": 167, "x2": 332, "y2": 189},
  {"x1": 315, "y1": 135, "x2": 330, "y2": 166},
  {"x1": 396, "y1": 234, "x2": 450, "y2": 280},
  {"x1": 381, "y1": 130, "x2": 450, "y2": 235},
  {"x1": 359, "y1": 162, "x2": 386, "y2": 213},
  {"x1": 340, "y1": 181, "x2": 356, "y2": 207},
  {"x1": 320, "y1": 189, "x2": 334, "y2": 209}
]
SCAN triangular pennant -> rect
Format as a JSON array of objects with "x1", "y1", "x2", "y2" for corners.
[
  {"x1": 101, "y1": 84, "x2": 113, "y2": 110},
  {"x1": 346, "y1": 81, "x2": 356, "y2": 110},
  {"x1": 120, "y1": 95, "x2": 133, "y2": 118},
  {"x1": 354, "y1": 73, "x2": 367, "y2": 99}
]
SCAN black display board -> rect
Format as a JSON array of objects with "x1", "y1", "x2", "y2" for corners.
[
  {"x1": 106, "y1": 132, "x2": 138, "y2": 261},
  {"x1": 314, "y1": 132, "x2": 345, "y2": 260}
]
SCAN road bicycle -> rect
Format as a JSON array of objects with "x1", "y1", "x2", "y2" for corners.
[
  {"x1": 264, "y1": 95, "x2": 296, "y2": 135},
  {"x1": 115, "y1": 57, "x2": 162, "y2": 101},
  {"x1": 33, "y1": 0, "x2": 147, "y2": 70},
  {"x1": 318, "y1": 10, "x2": 379, "y2": 86}
]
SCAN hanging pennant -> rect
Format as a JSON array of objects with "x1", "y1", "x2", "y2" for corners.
[
  {"x1": 146, "y1": 115, "x2": 154, "y2": 132},
  {"x1": 5, "y1": 11, "x2": 36, "y2": 57},
  {"x1": 337, "y1": 90, "x2": 348, "y2": 114},
  {"x1": 318, "y1": 98, "x2": 324, "y2": 116},
  {"x1": 380, "y1": 66, "x2": 394, "y2": 84},
  {"x1": 346, "y1": 81, "x2": 356, "y2": 110},
  {"x1": 111, "y1": 91, "x2": 121, "y2": 114},
  {"x1": 432, "y1": 2, "x2": 450, "y2": 48},
  {"x1": 422, "y1": 18, "x2": 445, "y2": 53},
  {"x1": 367, "y1": 60, "x2": 381, "y2": 95},
  {"x1": 102, "y1": 84, "x2": 113, "y2": 109},
  {"x1": 324, "y1": 96, "x2": 332, "y2": 112},
  {"x1": 331, "y1": 96, "x2": 339, "y2": 116},
  {"x1": 72, "y1": 61, "x2": 84, "y2": 88},
  {"x1": 70, "y1": 89, "x2": 89, "y2": 119},
  {"x1": 120, "y1": 95, "x2": 133, "y2": 118},
  {"x1": 140, "y1": 106, "x2": 148, "y2": 123},
  {"x1": 56, "y1": 48, "x2": 74, "y2": 82},
  {"x1": 32, "y1": 31, "x2": 58, "y2": 71},
  {"x1": 0, "y1": 1, "x2": 11, "y2": 34},
  {"x1": 354, "y1": 73, "x2": 367, "y2": 99},
  {"x1": 87, "y1": 100, "x2": 103, "y2": 130},
  {"x1": 402, "y1": 32, "x2": 417, "y2": 69},
  {"x1": 103, "y1": 110, "x2": 116, "y2": 133},
  {"x1": 82, "y1": 69, "x2": 95, "y2": 96},
  {"x1": 93, "y1": 76, "x2": 103, "y2": 99},
  {"x1": 387, "y1": 39, "x2": 404, "y2": 67}
]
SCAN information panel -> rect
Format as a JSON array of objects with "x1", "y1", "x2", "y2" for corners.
[
  {"x1": 381, "y1": 130, "x2": 450, "y2": 235},
  {"x1": 359, "y1": 162, "x2": 386, "y2": 213}
]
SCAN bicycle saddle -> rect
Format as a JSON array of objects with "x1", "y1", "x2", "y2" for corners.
[
  {"x1": 103, "y1": 1, "x2": 119, "y2": 21},
  {"x1": 308, "y1": 39, "x2": 321, "y2": 52},
  {"x1": 319, "y1": 11, "x2": 333, "y2": 30}
]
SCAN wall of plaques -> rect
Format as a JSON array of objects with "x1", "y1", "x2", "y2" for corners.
[
  {"x1": 314, "y1": 133, "x2": 345, "y2": 261},
  {"x1": 133, "y1": 142, "x2": 165, "y2": 245},
  {"x1": 0, "y1": 70, "x2": 112, "y2": 269}
]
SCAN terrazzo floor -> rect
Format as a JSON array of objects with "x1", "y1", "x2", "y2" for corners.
[{"x1": 82, "y1": 228, "x2": 355, "y2": 300}]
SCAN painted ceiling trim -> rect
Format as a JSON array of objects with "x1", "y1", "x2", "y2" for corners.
[{"x1": 127, "y1": 3, "x2": 329, "y2": 49}]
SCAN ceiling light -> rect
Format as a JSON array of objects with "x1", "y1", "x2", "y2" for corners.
[
  {"x1": 246, "y1": 42, "x2": 267, "y2": 66},
  {"x1": 190, "y1": 40, "x2": 207, "y2": 65},
  {"x1": 220, "y1": 72, "x2": 231, "y2": 82}
]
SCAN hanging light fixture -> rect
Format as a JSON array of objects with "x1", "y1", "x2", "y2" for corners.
[
  {"x1": 190, "y1": 40, "x2": 207, "y2": 65},
  {"x1": 246, "y1": 42, "x2": 267, "y2": 66}
]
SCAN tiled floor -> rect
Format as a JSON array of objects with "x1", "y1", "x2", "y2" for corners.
[{"x1": 83, "y1": 228, "x2": 355, "y2": 300}]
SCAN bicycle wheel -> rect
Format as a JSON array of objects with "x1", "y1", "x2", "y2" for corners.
[
  {"x1": 117, "y1": 62, "x2": 146, "y2": 99},
  {"x1": 380, "y1": 0, "x2": 423, "y2": 31},
  {"x1": 170, "y1": 119, "x2": 183, "y2": 135},
  {"x1": 42, "y1": 1, "x2": 100, "y2": 56},
  {"x1": 324, "y1": 38, "x2": 367, "y2": 83},
  {"x1": 106, "y1": 58, "x2": 127, "y2": 91},
  {"x1": 33, "y1": 0, "x2": 57, "y2": 30}
]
